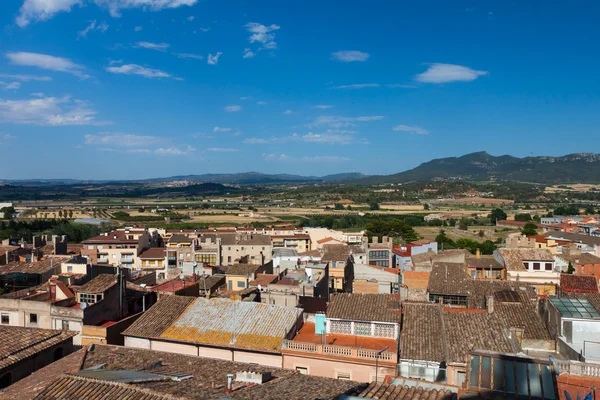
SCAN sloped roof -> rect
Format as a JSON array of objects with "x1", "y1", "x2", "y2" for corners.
[
  {"x1": 400, "y1": 303, "x2": 445, "y2": 362},
  {"x1": 467, "y1": 255, "x2": 504, "y2": 270},
  {"x1": 0, "y1": 326, "x2": 76, "y2": 370},
  {"x1": 327, "y1": 293, "x2": 401, "y2": 323},
  {"x1": 497, "y1": 248, "x2": 554, "y2": 271},
  {"x1": 124, "y1": 295, "x2": 195, "y2": 338},
  {"x1": 357, "y1": 382, "x2": 456, "y2": 400},
  {"x1": 138, "y1": 247, "x2": 166, "y2": 259},
  {"x1": 168, "y1": 233, "x2": 192, "y2": 244},
  {"x1": 78, "y1": 274, "x2": 117, "y2": 294},
  {"x1": 125, "y1": 296, "x2": 302, "y2": 352},
  {"x1": 222, "y1": 263, "x2": 263, "y2": 276},
  {"x1": 558, "y1": 253, "x2": 600, "y2": 265},
  {"x1": 219, "y1": 233, "x2": 272, "y2": 246},
  {"x1": 82, "y1": 231, "x2": 138, "y2": 244},
  {"x1": 0, "y1": 256, "x2": 70, "y2": 275},
  {"x1": 560, "y1": 274, "x2": 599, "y2": 293},
  {"x1": 321, "y1": 244, "x2": 350, "y2": 262}
]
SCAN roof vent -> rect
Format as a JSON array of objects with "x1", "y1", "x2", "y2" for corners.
[{"x1": 235, "y1": 371, "x2": 272, "y2": 384}]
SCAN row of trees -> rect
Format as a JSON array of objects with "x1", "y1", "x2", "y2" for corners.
[{"x1": 435, "y1": 230, "x2": 498, "y2": 255}]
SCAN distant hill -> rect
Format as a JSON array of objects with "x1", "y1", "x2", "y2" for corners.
[
  {"x1": 359, "y1": 152, "x2": 600, "y2": 184},
  {"x1": 134, "y1": 172, "x2": 367, "y2": 185}
]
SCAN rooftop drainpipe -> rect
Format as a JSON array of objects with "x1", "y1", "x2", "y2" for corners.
[{"x1": 225, "y1": 374, "x2": 234, "y2": 393}]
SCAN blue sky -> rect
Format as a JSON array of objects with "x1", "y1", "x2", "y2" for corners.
[{"x1": 0, "y1": 0, "x2": 599, "y2": 180}]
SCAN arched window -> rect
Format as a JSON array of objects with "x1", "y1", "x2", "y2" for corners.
[{"x1": 0, "y1": 372, "x2": 12, "y2": 389}]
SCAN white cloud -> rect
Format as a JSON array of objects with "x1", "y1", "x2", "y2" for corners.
[
  {"x1": 331, "y1": 50, "x2": 369, "y2": 62},
  {"x1": 192, "y1": 133, "x2": 215, "y2": 139},
  {"x1": 136, "y1": 41, "x2": 170, "y2": 51},
  {"x1": 240, "y1": 96, "x2": 252, "y2": 100},
  {"x1": 311, "y1": 115, "x2": 384, "y2": 128},
  {"x1": 6, "y1": 52, "x2": 88, "y2": 79},
  {"x1": 392, "y1": 124, "x2": 429, "y2": 135},
  {"x1": 105, "y1": 63, "x2": 172, "y2": 79},
  {"x1": 387, "y1": 83, "x2": 418, "y2": 88},
  {"x1": 186, "y1": 15, "x2": 194, "y2": 21},
  {"x1": 243, "y1": 137, "x2": 278, "y2": 144},
  {"x1": 155, "y1": 145, "x2": 195, "y2": 155},
  {"x1": 224, "y1": 105, "x2": 241, "y2": 112},
  {"x1": 174, "y1": 53, "x2": 203, "y2": 60},
  {"x1": 0, "y1": 74, "x2": 51, "y2": 82},
  {"x1": 232, "y1": 131, "x2": 242, "y2": 136},
  {"x1": 93, "y1": 0, "x2": 198, "y2": 18},
  {"x1": 244, "y1": 22, "x2": 280, "y2": 52},
  {"x1": 262, "y1": 153, "x2": 349, "y2": 162},
  {"x1": 16, "y1": 0, "x2": 82, "y2": 27},
  {"x1": 315, "y1": 105, "x2": 333, "y2": 109},
  {"x1": 415, "y1": 63, "x2": 488, "y2": 83},
  {"x1": 1, "y1": 133, "x2": 16, "y2": 140},
  {"x1": 30, "y1": 92, "x2": 45, "y2": 97},
  {"x1": 207, "y1": 52, "x2": 222, "y2": 65},
  {"x1": 135, "y1": 25, "x2": 143, "y2": 31},
  {"x1": 0, "y1": 82, "x2": 21, "y2": 90},
  {"x1": 78, "y1": 20, "x2": 108, "y2": 38},
  {"x1": 243, "y1": 48, "x2": 255, "y2": 59},
  {"x1": 331, "y1": 83, "x2": 380, "y2": 89},
  {"x1": 244, "y1": 129, "x2": 361, "y2": 145},
  {"x1": 257, "y1": 101, "x2": 267, "y2": 105},
  {"x1": 16, "y1": 0, "x2": 197, "y2": 26},
  {"x1": 283, "y1": 109, "x2": 293, "y2": 115},
  {"x1": 0, "y1": 95, "x2": 105, "y2": 126},
  {"x1": 207, "y1": 147, "x2": 239, "y2": 152},
  {"x1": 84, "y1": 133, "x2": 161, "y2": 147},
  {"x1": 213, "y1": 126, "x2": 231, "y2": 132}
]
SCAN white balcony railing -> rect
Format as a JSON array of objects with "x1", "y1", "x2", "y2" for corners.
[{"x1": 282, "y1": 340, "x2": 397, "y2": 363}]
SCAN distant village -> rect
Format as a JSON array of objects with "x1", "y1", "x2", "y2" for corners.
[{"x1": 0, "y1": 215, "x2": 600, "y2": 399}]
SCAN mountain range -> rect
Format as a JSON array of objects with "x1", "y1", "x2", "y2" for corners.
[{"x1": 3, "y1": 152, "x2": 600, "y2": 186}]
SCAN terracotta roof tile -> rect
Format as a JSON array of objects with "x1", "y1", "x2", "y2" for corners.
[
  {"x1": 560, "y1": 274, "x2": 599, "y2": 293},
  {"x1": 400, "y1": 303, "x2": 445, "y2": 362},
  {"x1": 0, "y1": 256, "x2": 70, "y2": 275},
  {"x1": 123, "y1": 295, "x2": 195, "y2": 338},
  {"x1": 138, "y1": 247, "x2": 166, "y2": 259},
  {"x1": 78, "y1": 274, "x2": 117, "y2": 293},
  {"x1": 321, "y1": 244, "x2": 350, "y2": 262},
  {"x1": 357, "y1": 382, "x2": 456, "y2": 399},
  {"x1": 497, "y1": 248, "x2": 554, "y2": 271},
  {"x1": 327, "y1": 293, "x2": 401, "y2": 323}
]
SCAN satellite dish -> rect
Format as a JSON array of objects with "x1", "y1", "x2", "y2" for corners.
[
  {"x1": 179, "y1": 273, "x2": 185, "y2": 280},
  {"x1": 257, "y1": 284, "x2": 262, "y2": 292},
  {"x1": 80, "y1": 302, "x2": 88, "y2": 310}
]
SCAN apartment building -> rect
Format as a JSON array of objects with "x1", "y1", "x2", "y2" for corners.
[
  {"x1": 220, "y1": 233, "x2": 272, "y2": 266},
  {"x1": 81, "y1": 229, "x2": 160, "y2": 269}
]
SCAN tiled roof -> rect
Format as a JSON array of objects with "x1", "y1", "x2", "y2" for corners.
[
  {"x1": 497, "y1": 248, "x2": 554, "y2": 271},
  {"x1": 297, "y1": 296, "x2": 327, "y2": 314},
  {"x1": 124, "y1": 295, "x2": 195, "y2": 338},
  {"x1": 559, "y1": 253, "x2": 600, "y2": 265},
  {"x1": 0, "y1": 326, "x2": 76, "y2": 370},
  {"x1": 357, "y1": 382, "x2": 456, "y2": 400},
  {"x1": 544, "y1": 232, "x2": 600, "y2": 246},
  {"x1": 198, "y1": 274, "x2": 226, "y2": 292},
  {"x1": 0, "y1": 256, "x2": 70, "y2": 275},
  {"x1": 410, "y1": 250, "x2": 436, "y2": 266},
  {"x1": 125, "y1": 296, "x2": 302, "y2": 352},
  {"x1": 82, "y1": 231, "x2": 138, "y2": 244},
  {"x1": 78, "y1": 274, "x2": 117, "y2": 293},
  {"x1": 222, "y1": 263, "x2": 263, "y2": 276},
  {"x1": 317, "y1": 236, "x2": 336, "y2": 244},
  {"x1": 138, "y1": 247, "x2": 166, "y2": 259},
  {"x1": 400, "y1": 303, "x2": 445, "y2": 362},
  {"x1": 168, "y1": 233, "x2": 193, "y2": 244},
  {"x1": 249, "y1": 274, "x2": 278, "y2": 286},
  {"x1": 427, "y1": 262, "x2": 470, "y2": 295},
  {"x1": 327, "y1": 293, "x2": 401, "y2": 323},
  {"x1": 466, "y1": 255, "x2": 504, "y2": 270},
  {"x1": 560, "y1": 274, "x2": 599, "y2": 293},
  {"x1": 219, "y1": 233, "x2": 272, "y2": 246},
  {"x1": 321, "y1": 244, "x2": 350, "y2": 262}
]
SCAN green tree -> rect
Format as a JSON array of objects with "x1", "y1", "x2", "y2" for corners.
[
  {"x1": 478, "y1": 230, "x2": 485, "y2": 238},
  {"x1": 458, "y1": 218, "x2": 469, "y2": 230},
  {"x1": 514, "y1": 213, "x2": 532, "y2": 222},
  {"x1": 435, "y1": 229, "x2": 455, "y2": 250},
  {"x1": 346, "y1": 205, "x2": 352, "y2": 211},
  {"x1": 369, "y1": 202, "x2": 380, "y2": 211},
  {"x1": 585, "y1": 205, "x2": 596, "y2": 215},
  {"x1": 138, "y1": 207, "x2": 145, "y2": 213},
  {"x1": 521, "y1": 222, "x2": 538, "y2": 236},
  {"x1": 423, "y1": 203, "x2": 430, "y2": 211},
  {"x1": 58, "y1": 210, "x2": 63, "y2": 218},
  {"x1": 567, "y1": 262, "x2": 575, "y2": 274},
  {"x1": 489, "y1": 209, "x2": 507, "y2": 223},
  {"x1": 334, "y1": 203, "x2": 344, "y2": 210}
]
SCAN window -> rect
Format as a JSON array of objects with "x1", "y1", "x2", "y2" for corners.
[
  {"x1": 296, "y1": 367, "x2": 308, "y2": 375},
  {"x1": 227, "y1": 256, "x2": 232, "y2": 263},
  {"x1": 79, "y1": 293, "x2": 98, "y2": 304},
  {"x1": 336, "y1": 372, "x2": 351, "y2": 380},
  {"x1": 532, "y1": 262, "x2": 540, "y2": 270},
  {"x1": 0, "y1": 314, "x2": 9, "y2": 324},
  {"x1": 241, "y1": 247, "x2": 244, "y2": 251},
  {"x1": 62, "y1": 320, "x2": 69, "y2": 331},
  {"x1": 330, "y1": 320, "x2": 352, "y2": 335},
  {"x1": 237, "y1": 281, "x2": 246, "y2": 288},
  {"x1": 30, "y1": 313, "x2": 38, "y2": 324},
  {"x1": 374, "y1": 324, "x2": 395, "y2": 338},
  {"x1": 67, "y1": 266, "x2": 73, "y2": 272},
  {"x1": 355, "y1": 322, "x2": 371, "y2": 336},
  {"x1": 545, "y1": 263, "x2": 553, "y2": 271},
  {"x1": 195, "y1": 254, "x2": 217, "y2": 264},
  {"x1": 87, "y1": 245, "x2": 94, "y2": 250}
]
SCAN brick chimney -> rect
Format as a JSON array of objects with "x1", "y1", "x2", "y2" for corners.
[{"x1": 487, "y1": 295, "x2": 494, "y2": 314}]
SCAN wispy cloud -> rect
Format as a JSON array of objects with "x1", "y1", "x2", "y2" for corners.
[
  {"x1": 311, "y1": 115, "x2": 384, "y2": 128},
  {"x1": 224, "y1": 105, "x2": 241, "y2": 112},
  {"x1": 16, "y1": 0, "x2": 197, "y2": 26},
  {"x1": 315, "y1": 105, "x2": 333, "y2": 109},
  {"x1": 0, "y1": 74, "x2": 51, "y2": 82},
  {"x1": 243, "y1": 137, "x2": 278, "y2": 144},
  {"x1": 213, "y1": 127, "x2": 232, "y2": 132},
  {"x1": 173, "y1": 53, "x2": 203, "y2": 60},
  {"x1": 415, "y1": 63, "x2": 488, "y2": 83},
  {"x1": 207, "y1": 52, "x2": 222, "y2": 65},
  {"x1": 135, "y1": 26, "x2": 143, "y2": 32},
  {"x1": 283, "y1": 109, "x2": 293, "y2": 115},
  {"x1": 105, "y1": 63, "x2": 173, "y2": 79},
  {"x1": 0, "y1": 81, "x2": 21, "y2": 90},
  {"x1": 243, "y1": 48, "x2": 255, "y2": 59},
  {"x1": 244, "y1": 129, "x2": 361, "y2": 145},
  {"x1": 6, "y1": 52, "x2": 89, "y2": 79},
  {"x1": 392, "y1": 124, "x2": 429, "y2": 135},
  {"x1": 0, "y1": 95, "x2": 106, "y2": 126},
  {"x1": 244, "y1": 22, "x2": 280, "y2": 52},
  {"x1": 186, "y1": 16, "x2": 195, "y2": 21},
  {"x1": 207, "y1": 147, "x2": 239, "y2": 152},
  {"x1": 78, "y1": 20, "x2": 108, "y2": 38},
  {"x1": 155, "y1": 145, "x2": 195, "y2": 155},
  {"x1": 0, "y1": 133, "x2": 16, "y2": 142},
  {"x1": 262, "y1": 153, "x2": 350, "y2": 163},
  {"x1": 331, "y1": 50, "x2": 370, "y2": 62},
  {"x1": 136, "y1": 41, "x2": 170, "y2": 51},
  {"x1": 84, "y1": 133, "x2": 161, "y2": 147},
  {"x1": 386, "y1": 83, "x2": 418, "y2": 88},
  {"x1": 331, "y1": 83, "x2": 380, "y2": 89},
  {"x1": 257, "y1": 101, "x2": 267, "y2": 105}
]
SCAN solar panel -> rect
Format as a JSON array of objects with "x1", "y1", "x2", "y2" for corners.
[{"x1": 550, "y1": 297, "x2": 600, "y2": 318}]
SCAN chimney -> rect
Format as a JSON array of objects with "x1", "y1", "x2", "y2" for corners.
[
  {"x1": 487, "y1": 295, "x2": 494, "y2": 314},
  {"x1": 225, "y1": 374, "x2": 234, "y2": 393},
  {"x1": 476, "y1": 248, "x2": 481, "y2": 258}
]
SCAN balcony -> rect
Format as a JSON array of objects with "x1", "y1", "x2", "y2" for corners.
[
  {"x1": 120, "y1": 256, "x2": 134, "y2": 263},
  {"x1": 97, "y1": 256, "x2": 109, "y2": 264},
  {"x1": 282, "y1": 340, "x2": 397, "y2": 363}
]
